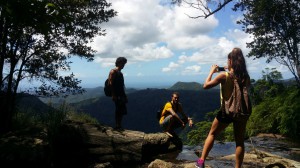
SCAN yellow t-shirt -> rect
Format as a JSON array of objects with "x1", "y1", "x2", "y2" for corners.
[{"x1": 159, "y1": 102, "x2": 183, "y2": 124}]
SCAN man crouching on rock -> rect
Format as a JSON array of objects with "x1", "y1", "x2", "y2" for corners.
[{"x1": 159, "y1": 92, "x2": 193, "y2": 139}]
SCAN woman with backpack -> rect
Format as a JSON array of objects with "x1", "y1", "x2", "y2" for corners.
[{"x1": 195, "y1": 47, "x2": 251, "y2": 168}]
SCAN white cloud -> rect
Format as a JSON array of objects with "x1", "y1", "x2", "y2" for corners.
[
  {"x1": 123, "y1": 43, "x2": 173, "y2": 62},
  {"x1": 165, "y1": 28, "x2": 258, "y2": 75},
  {"x1": 182, "y1": 65, "x2": 202, "y2": 75},
  {"x1": 167, "y1": 35, "x2": 215, "y2": 50},
  {"x1": 172, "y1": 37, "x2": 233, "y2": 66},
  {"x1": 94, "y1": 57, "x2": 115, "y2": 67},
  {"x1": 90, "y1": 0, "x2": 219, "y2": 66},
  {"x1": 71, "y1": 0, "x2": 294, "y2": 87},
  {"x1": 162, "y1": 62, "x2": 180, "y2": 72}
]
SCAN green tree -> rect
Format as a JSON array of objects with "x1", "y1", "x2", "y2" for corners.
[
  {"x1": 234, "y1": 0, "x2": 300, "y2": 87},
  {"x1": 247, "y1": 69, "x2": 299, "y2": 139},
  {"x1": 262, "y1": 68, "x2": 283, "y2": 83},
  {"x1": 0, "y1": 0, "x2": 116, "y2": 133},
  {"x1": 251, "y1": 68, "x2": 284, "y2": 104},
  {"x1": 172, "y1": 0, "x2": 300, "y2": 87},
  {"x1": 186, "y1": 109, "x2": 231, "y2": 145},
  {"x1": 247, "y1": 87, "x2": 300, "y2": 139}
]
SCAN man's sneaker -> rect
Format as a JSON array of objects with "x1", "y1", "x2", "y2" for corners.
[
  {"x1": 195, "y1": 159, "x2": 205, "y2": 168},
  {"x1": 164, "y1": 131, "x2": 173, "y2": 137}
]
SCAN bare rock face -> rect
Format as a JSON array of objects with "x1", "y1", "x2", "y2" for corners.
[
  {"x1": 147, "y1": 159, "x2": 205, "y2": 168},
  {"x1": 2, "y1": 121, "x2": 299, "y2": 168},
  {"x1": 51, "y1": 121, "x2": 177, "y2": 167},
  {"x1": 146, "y1": 149, "x2": 300, "y2": 168}
]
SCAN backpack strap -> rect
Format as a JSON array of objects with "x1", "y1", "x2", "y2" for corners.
[{"x1": 170, "y1": 101, "x2": 180, "y2": 113}]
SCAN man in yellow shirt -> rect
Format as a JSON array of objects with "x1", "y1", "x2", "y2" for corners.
[{"x1": 159, "y1": 92, "x2": 193, "y2": 137}]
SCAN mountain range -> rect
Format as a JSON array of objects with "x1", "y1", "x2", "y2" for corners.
[
  {"x1": 70, "y1": 82, "x2": 220, "y2": 133},
  {"x1": 17, "y1": 82, "x2": 221, "y2": 133}
]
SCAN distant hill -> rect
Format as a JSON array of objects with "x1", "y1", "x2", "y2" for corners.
[
  {"x1": 19, "y1": 82, "x2": 221, "y2": 133},
  {"x1": 168, "y1": 81, "x2": 202, "y2": 90},
  {"x1": 39, "y1": 86, "x2": 138, "y2": 104},
  {"x1": 39, "y1": 86, "x2": 104, "y2": 104},
  {"x1": 72, "y1": 87, "x2": 220, "y2": 133},
  {"x1": 38, "y1": 82, "x2": 201, "y2": 104},
  {"x1": 16, "y1": 93, "x2": 55, "y2": 115}
]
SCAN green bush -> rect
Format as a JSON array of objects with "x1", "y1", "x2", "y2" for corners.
[
  {"x1": 247, "y1": 87, "x2": 300, "y2": 139},
  {"x1": 187, "y1": 121, "x2": 211, "y2": 145},
  {"x1": 68, "y1": 111, "x2": 99, "y2": 124},
  {"x1": 185, "y1": 108, "x2": 236, "y2": 145}
]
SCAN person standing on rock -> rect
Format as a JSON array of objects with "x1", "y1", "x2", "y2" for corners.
[
  {"x1": 159, "y1": 92, "x2": 193, "y2": 137},
  {"x1": 108, "y1": 57, "x2": 128, "y2": 130},
  {"x1": 195, "y1": 48, "x2": 251, "y2": 168}
]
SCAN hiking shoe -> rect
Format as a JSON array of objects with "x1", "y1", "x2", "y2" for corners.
[
  {"x1": 164, "y1": 131, "x2": 173, "y2": 137},
  {"x1": 195, "y1": 159, "x2": 205, "y2": 168},
  {"x1": 113, "y1": 126, "x2": 124, "y2": 131}
]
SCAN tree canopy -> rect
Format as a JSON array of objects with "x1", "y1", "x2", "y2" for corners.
[
  {"x1": 234, "y1": 0, "x2": 300, "y2": 87},
  {"x1": 0, "y1": 0, "x2": 116, "y2": 133},
  {"x1": 172, "y1": 0, "x2": 300, "y2": 87}
]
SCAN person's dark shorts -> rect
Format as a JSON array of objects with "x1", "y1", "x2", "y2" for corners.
[
  {"x1": 114, "y1": 97, "x2": 127, "y2": 115},
  {"x1": 160, "y1": 115, "x2": 188, "y2": 130},
  {"x1": 216, "y1": 110, "x2": 234, "y2": 124}
]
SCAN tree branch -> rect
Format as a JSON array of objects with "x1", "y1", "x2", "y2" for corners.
[{"x1": 181, "y1": 0, "x2": 233, "y2": 19}]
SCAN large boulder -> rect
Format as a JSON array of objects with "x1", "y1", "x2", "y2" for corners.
[{"x1": 51, "y1": 120, "x2": 179, "y2": 167}]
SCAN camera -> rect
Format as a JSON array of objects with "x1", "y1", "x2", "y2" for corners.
[{"x1": 217, "y1": 67, "x2": 225, "y2": 71}]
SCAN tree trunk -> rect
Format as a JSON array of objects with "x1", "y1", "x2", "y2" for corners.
[
  {"x1": 0, "y1": 92, "x2": 13, "y2": 133},
  {"x1": 296, "y1": 64, "x2": 300, "y2": 87}
]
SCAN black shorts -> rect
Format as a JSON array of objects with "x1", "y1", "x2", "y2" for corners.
[
  {"x1": 216, "y1": 110, "x2": 234, "y2": 124},
  {"x1": 114, "y1": 97, "x2": 127, "y2": 115}
]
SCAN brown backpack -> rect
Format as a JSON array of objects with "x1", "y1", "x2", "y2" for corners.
[{"x1": 222, "y1": 74, "x2": 252, "y2": 121}]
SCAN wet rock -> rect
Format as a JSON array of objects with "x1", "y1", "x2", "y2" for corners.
[
  {"x1": 218, "y1": 149, "x2": 300, "y2": 168},
  {"x1": 1, "y1": 122, "x2": 299, "y2": 168},
  {"x1": 93, "y1": 162, "x2": 113, "y2": 168},
  {"x1": 147, "y1": 159, "x2": 211, "y2": 168}
]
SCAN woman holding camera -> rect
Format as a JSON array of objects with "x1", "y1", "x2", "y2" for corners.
[{"x1": 195, "y1": 47, "x2": 251, "y2": 168}]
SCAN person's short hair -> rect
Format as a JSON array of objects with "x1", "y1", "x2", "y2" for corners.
[
  {"x1": 172, "y1": 92, "x2": 179, "y2": 97},
  {"x1": 115, "y1": 57, "x2": 127, "y2": 66}
]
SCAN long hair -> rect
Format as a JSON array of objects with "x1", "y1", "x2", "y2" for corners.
[{"x1": 228, "y1": 48, "x2": 249, "y2": 83}]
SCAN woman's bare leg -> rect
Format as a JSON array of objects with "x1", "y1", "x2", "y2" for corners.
[
  {"x1": 233, "y1": 120, "x2": 247, "y2": 168},
  {"x1": 200, "y1": 118, "x2": 229, "y2": 160}
]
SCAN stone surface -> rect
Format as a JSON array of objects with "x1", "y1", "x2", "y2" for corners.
[{"x1": 1, "y1": 121, "x2": 299, "y2": 168}]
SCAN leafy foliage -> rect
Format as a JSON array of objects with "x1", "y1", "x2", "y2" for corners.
[
  {"x1": 172, "y1": 0, "x2": 300, "y2": 86},
  {"x1": 186, "y1": 109, "x2": 234, "y2": 145},
  {"x1": 187, "y1": 121, "x2": 212, "y2": 145},
  {"x1": 0, "y1": 0, "x2": 116, "y2": 132},
  {"x1": 250, "y1": 68, "x2": 284, "y2": 105},
  {"x1": 68, "y1": 111, "x2": 99, "y2": 124},
  {"x1": 234, "y1": 0, "x2": 300, "y2": 86},
  {"x1": 186, "y1": 69, "x2": 299, "y2": 145},
  {"x1": 245, "y1": 69, "x2": 299, "y2": 139},
  {"x1": 247, "y1": 87, "x2": 300, "y2": 139}
]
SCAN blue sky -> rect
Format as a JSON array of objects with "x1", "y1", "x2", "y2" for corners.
[{"x1": 66, "y1": 0, "x2": 293, "y2": 89}]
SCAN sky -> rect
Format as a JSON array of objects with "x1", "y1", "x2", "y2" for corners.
[{"x1": 67, "y1": 0, "x2": 293, "y2": 89}]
